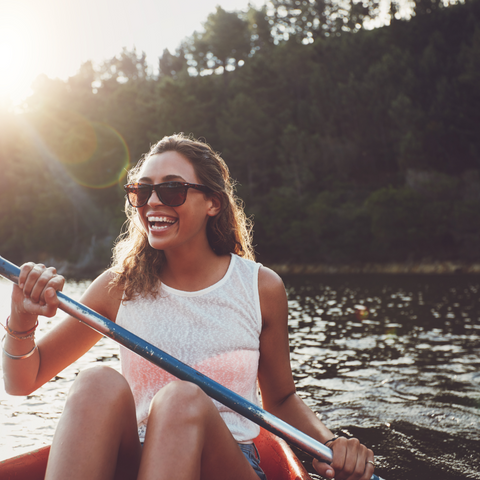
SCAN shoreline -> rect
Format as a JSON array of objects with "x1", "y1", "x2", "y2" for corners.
[
  {"x1": 267, "y1": 261, "x2": 480, "y2": 275},
  {"x1": 6, "y1": 259, "x2": 480, "y2": 280}
]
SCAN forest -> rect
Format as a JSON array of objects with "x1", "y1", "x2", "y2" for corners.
[{"x1": 0, "y1": 0, "x2": 479, "y2": 272}]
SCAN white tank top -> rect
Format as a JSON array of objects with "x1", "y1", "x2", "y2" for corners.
[{"x1": 116, "y1": 254, "x2": 263, "y2": 443}]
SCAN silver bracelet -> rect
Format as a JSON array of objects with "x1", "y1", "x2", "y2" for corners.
[{"x1": 2, "y1": 340, "x2": 38, "y2": 360}]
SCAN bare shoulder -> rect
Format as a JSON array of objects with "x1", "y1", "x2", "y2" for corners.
[
  {"x1": 81, "y1": 269, "x2": 123, "y2": 321},
  {"x1": 258, "y1": 265, "x2": 286, "y2": 297},
  {"x1": 258, "y1": 266, "x2": 288, "y2": 327}
]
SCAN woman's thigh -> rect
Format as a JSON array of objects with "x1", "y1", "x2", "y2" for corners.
[
  {"x1": 138, "y1": 381, "x2": 263, "y2": 480},
  {"x1": 47, "y1": 366, "x2": 142, "y2": 480},
  {"x1": 198, "y1": 425, "x2": 265, "y2": 480}
]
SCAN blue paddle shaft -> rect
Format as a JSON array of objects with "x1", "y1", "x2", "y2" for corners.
[{"x1": 0, "y1": 256, "x2": 384, "y2": 479}]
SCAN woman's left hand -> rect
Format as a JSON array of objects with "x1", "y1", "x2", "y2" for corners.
[{"x1": 312, "y1": 437, "x2": 375, "y2": 480}]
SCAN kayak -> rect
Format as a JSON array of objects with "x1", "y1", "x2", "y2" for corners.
[
  {"x1": 0, "y1": 427, "x2": 311, "y2": 480},
  {"x1": 256, "y1": 428, "x2": 311, "y2": 480}
]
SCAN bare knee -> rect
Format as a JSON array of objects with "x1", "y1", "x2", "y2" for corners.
[
  {"x1": 149, "y1": 381, "x2": 213, "y2": 423},
  {"x1": 66, "y1": 366, "x2": 133, "y2": 413}
]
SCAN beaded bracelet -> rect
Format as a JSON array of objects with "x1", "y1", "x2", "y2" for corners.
[{"x1": 1, "y1": 316, "x2": 39, "y2": 340}]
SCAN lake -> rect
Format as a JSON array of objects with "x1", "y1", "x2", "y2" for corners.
[{"x1": 1, "y1": 273, "x2": 479, "y2": 479}]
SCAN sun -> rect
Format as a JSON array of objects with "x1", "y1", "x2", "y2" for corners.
[{"x1": 0, "y1": 32, "x2": 35, "y2": 106}]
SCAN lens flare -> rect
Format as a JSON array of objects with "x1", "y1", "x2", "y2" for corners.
[
  {"x1": 30, "y1": 107, "x2": 130, "y2": 189},
  {"x1": 35, "y1": 108, "x2": 98, "y2": 165},
  {"x1": 64, "y1": 122, "x2": 130, "y2": 189}
]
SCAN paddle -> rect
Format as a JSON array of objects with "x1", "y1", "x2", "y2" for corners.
[{"x1": 0, "y1": 256, "x2": 384, "y2": 480}]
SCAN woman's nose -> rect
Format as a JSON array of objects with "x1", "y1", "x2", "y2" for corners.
[{"x1": 147, "y1": 188, "x2": 163, "y2": 206}]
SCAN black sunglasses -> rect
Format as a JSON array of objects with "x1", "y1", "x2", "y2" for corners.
[{"x1": 124, "y1": 182, "x2": 211, "y2": 208}]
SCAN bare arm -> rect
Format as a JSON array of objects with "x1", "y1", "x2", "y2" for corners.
[
  {"x1": 3, "y1": 263, "x2": 122, "y2": 395},
  {"x1": 257, "y1": 266, "x2": 375, "y2": 480}
]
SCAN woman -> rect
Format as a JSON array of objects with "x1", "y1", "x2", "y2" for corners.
[{"x1": 3, "y1": 134, "x2": 375, "y2": 480}]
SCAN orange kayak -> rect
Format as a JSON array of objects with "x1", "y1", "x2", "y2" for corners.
[{"x1": 0, "y1": 428, "x2": 311, "y2": 480}]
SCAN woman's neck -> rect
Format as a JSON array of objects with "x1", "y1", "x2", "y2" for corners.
[{"x1": 160, "y1": 247, "x2": 231, "y2": 292}]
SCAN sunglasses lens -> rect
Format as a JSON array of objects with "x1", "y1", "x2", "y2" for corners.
[
  {"x1": 158, "y1": 183, "x2": 188, "y2": 206},
  {"x1": 125, "y1": 183, "x2": 191, "y2": 207},
  {"x1": 126, "y1": 184, "x2": 152, "y2": 207}
]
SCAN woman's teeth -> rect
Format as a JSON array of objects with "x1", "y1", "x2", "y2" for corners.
[{"x1": 148, "y1": 216, "x2": 177, "y2": 230}]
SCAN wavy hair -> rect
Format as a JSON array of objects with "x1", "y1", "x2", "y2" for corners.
[{"x1": 110, "y1": 134, "x2": 254, "y2": 301}]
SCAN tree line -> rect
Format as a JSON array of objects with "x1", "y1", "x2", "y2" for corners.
[{"x1": 0, "y1": 0, "x2": 479, "y2": 271}]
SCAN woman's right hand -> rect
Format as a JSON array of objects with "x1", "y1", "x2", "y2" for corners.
[{"x1": 11, "y1": 262, "x2": 65, "y2": 320}]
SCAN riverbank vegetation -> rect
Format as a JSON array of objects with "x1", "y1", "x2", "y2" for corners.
[{"x1": 1, "y1": 0, "x2": 479, "y2": 272}]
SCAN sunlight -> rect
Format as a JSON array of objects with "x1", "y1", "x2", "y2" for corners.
[
  {"x1": 0, "y1": 0, "x2": 259, "y2": 107},
  {"x1": 0, "y1": 7, "x2": 37, "y2": 105}
]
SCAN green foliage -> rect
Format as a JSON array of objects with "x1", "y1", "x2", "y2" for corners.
[
  {"x1": 365, "y1": 183, "x2": 479, "y2": 260},
  {"x1": 184, "y1": 7, "x2": 251, "y2": 74},
  {"x1": 247, "y1": 5, "x2": 274, "y2": 51},
  {"x1": 451, "y1": 198, "x2": 480, "y2": 260},
  {"x1": 159, "y1": 48, "x2": 189, "y2": 79},
  {"x1": 217, "y1": 91, "x2": 275, "y2": 197},
  {"x1": 1, "y1": 1, "x2": 480, "y2": 267},
  {"x1": 100, "y1": 47, "x2": 150, "y2": 83},
  {"x1": 366, "y1": 186, "x2": 427, "y2": 256},
  {"x1": 268, "y1": 0, "x2": 380, "y2": 41}
]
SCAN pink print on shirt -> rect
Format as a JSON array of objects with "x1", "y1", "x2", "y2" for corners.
[{"x1": 121, "y1": 346, "x2": 260, "y2": 440}]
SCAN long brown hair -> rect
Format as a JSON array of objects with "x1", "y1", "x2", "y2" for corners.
[{"x1": 110, "y1": 134, "x2": 254, "y2": 300}]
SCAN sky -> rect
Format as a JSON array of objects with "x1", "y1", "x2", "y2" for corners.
[{"x1": 0, "y1": 0, "x2": 260, "y2": 105}]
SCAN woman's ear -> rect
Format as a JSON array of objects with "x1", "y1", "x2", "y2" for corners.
[{"x1": 206, "y1": 193, "x2": 223, "y2": 217}]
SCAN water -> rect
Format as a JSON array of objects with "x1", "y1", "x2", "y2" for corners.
[
  {"x1": 0, "y1": 278, "x2": 120, "y2": 459},
  {"x1": 1, "y1": 274, "x2": 479, "y2": 479}
]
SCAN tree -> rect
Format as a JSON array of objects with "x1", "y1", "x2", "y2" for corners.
[
  {"x1": 159, "y1": 48, "x2": 188, "y2": 79},
  {"x1": 247, "y1": 5, "x2": 274, "y2": 52},
  {"x1": 269, "y1": 0, "x2": 329, "y2": 41},
  {"x1": 3, "y1": 0, "x2": 480, "y2": 266},
  {"x1": 414, "y1": 0, "x2": 442, "y2": 16},
  {"x1": 217, "y1": 92, "x2": 275, "y2": 196},
  {"x1": 268, "y1": 0, "x2": 380, "y2": 41},
  {"x1": 100, "y1": 47, "x2": 150, "y2": 84},
  {"x1": 184, "y1": 7, "x2": 251, "y2": 74},
  {"x1": 67, "y1": 61, "x2": 96, "y2": 93}
]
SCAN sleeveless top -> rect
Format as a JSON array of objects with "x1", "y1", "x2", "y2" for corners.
[{"x1": 116, "y1": 254, "x2": 263, "y2": 443}]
